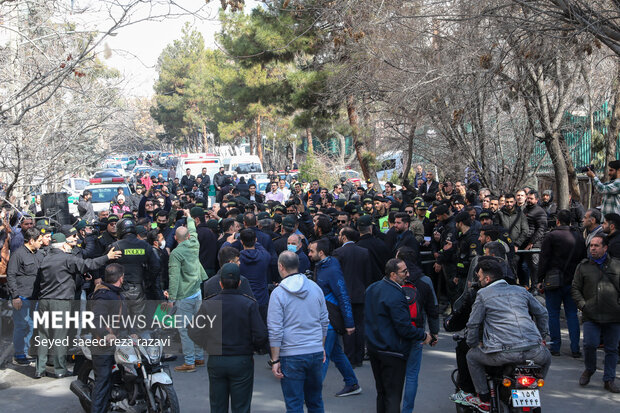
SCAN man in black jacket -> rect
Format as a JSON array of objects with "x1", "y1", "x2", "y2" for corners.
[
  {"x1": 6, "y1": 227, "x2": 42, "y2": 365},
  {"x1": 356, "y1": 215, "x2": 391, "y2": 283},
  {"x1": 365, "y1": 258, "x2": 431, "y2": 413},
  {"x1": 196, "y1": 167, "x2": 211, "y2": 190},
  {"x1": 213, "y1": 167, "x2": 227, "y2": 200},
  {"x1": 519, "y1": 190, "x2": 547, "y2": 287},
  {"x1": 35, "y1": 233, "x2": 120, "y2": 378},
  {"x1": 191, "y1": 263, "x2": 268, "y2": 413},
  {"x1": 419, "y1": 171, "x2": 439, "y2": 203},
  {"x1": 180, "y1": 168, "x2": 195, "y2": 192},
  {"x1": 191, "y1": 207, "x2": 218, "y2": 278},
  {"x1": 333, "y1": 226, "x2": 373, "y2": 367},
  {"x1": 537, "y1": 209, "x2": 586, "y2": 357},
  {"x1": 387, "y1": 212, "x2": 419, "y2": 258},
  {"x1": 602, "y1": 213, "x2": 620, "y2": 259}
]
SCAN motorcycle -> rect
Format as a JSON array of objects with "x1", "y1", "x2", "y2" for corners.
[
  {"x1": 70, "y1": 332, "x2": 179, "y2": 413},
  {"x1": 451, "y1": 335, "x2": 544, "y2": 413}
]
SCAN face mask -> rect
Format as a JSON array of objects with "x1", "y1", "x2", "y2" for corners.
[
  {"x1": 158, "y1": 222, "x2": 167, "y2": 230},
  {"x1": 159, "y1": 240, "x2": 166, "y2": 250},
  {"x1": 287, "y1": 244, "x2": 297, "y2": 253}
]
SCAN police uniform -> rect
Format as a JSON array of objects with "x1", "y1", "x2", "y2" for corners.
[{"x1": 109, "y1": 231, "x2": 160, "y2": 317}]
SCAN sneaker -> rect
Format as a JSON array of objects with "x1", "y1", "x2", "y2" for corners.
[
  {"x1": 464, "y1": 395, "x2": 490, "y2": 412},
  {"x1": 173, "y1": 363, "x2": 196, "y2": 372},
  {"x1": 12, "y1": 357, "x2": 30, "y2": 366},
  {"x1": 450, "y1": 390, "x2": 472, "y2": 405},
  {"x1": 335, "y1": 384, "x2": 362, "y2": 397},
  {"x1": 195, "y1": 359, "x2": 205, "y2": 367}
]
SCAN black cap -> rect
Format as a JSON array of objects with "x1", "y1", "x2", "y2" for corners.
[
  {"x1": 190, "y1": 207, "x2": 205, "y2": 218},
  {"x1": 122, "y1": 212, "x2": 134, "y2": 220},
  {"x1": 343, "y1": 203, "x2": 357, "y2": 214},
  {"x1": 220, "y1": 263, "x2": 241, "y2": 284},
  {"x1": 135, "y1": 225, "x2": 148, "y2": 237},
  {"x1": 362, "y1": 197, "x2": 373, "y2": 204},
  {"x1": 257, "y1": 212, "x2": 270, "y2": 220},
  {"x1": 206, "y1": 219, "x2": 219, "y2": 231},
  {"x1": 282, "y1": 215, "x2": 296, "y2": 230},
  {"x1": 107, "y1": 215, "x2": 119, "y2": 223},
  {"x1": 60, "y1": 225, "x2": 78, "y2": 238},
  {"x1": 358, "y1": 215, "x2": 373, "y2": 227},
  {"x1": 308, "y1": 206, "x2": 318, "y2": 214},
  {"x1": 479, "y1": 209, "x2": 494, "y2": 221},
  {"x1": 35, "y1": 219, "x2": 52, "y2": 233},
  {"x1": 74, "y1": 220, "x2": 88, "y2": 231},
  {"x1": 366, "y1": 179, "x2": 372, "y2": 184},
  {"x1": 416, "y1": 201, "x2": 428, "y2": 210},
  {"x1": 335, "y1": 199, "x2": 346, "y2": 208}
]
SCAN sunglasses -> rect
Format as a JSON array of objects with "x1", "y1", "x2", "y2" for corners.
[{"x1": 337, "y1": 220, "x2": 348, "y2": 223}]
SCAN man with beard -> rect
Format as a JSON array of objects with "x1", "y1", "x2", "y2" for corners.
[
  {"x1": 333, "y1": 226, "x2": 372, "y2": 368},
  {"x1": 520, "y1": 190, "x2": 547, "y2": 288},
  {"x1": 493, "y1": 193, "x2": 530, "y2": 255}
]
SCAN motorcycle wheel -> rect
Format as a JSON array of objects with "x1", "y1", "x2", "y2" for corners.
[
  {"x1": 76, "y1": 360, "x2": 94, "y2": 413},
  {"x1": 151, "y1": 383, "x2": 180, "y2": 413}
]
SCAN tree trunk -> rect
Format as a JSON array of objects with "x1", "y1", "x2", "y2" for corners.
[
  {"x1": 202, "y1": 123, "x2": 208, "y2": 153},
  {"x1": 401, "y1": 122, "x2": 416, "y2": 180},
  {"x1": 306, "y1": 127, "x2": 313, "y2": 154},
  {"x1": 249, "y1": 131, "x2": 254, "y2": 156},
  {"x1": 346, "y1": 95, "x2": 378, "y2": 183},
  {"x1": 546, "y1": 134, "x2": 570, "y2": 209},
  {"x1": 558, "y1": 135, "x2": 581, "y2": 202},
  {"x1": 256, "y1": 115, "x2": 264, "y2": 165},
  {"x1": 606, "y1": 61, "x2": 620, "y2": 182}
]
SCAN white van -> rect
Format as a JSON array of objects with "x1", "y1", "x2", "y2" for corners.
[
  {"x1": 175, "y1": 153, "x2": 223, "y2": 183},
  {"x1": 223, "y1": 155, "x2": 263, "y2": 179},
  {"x1": 376, "y1": 150, "x2": 404, "y2": 181}
]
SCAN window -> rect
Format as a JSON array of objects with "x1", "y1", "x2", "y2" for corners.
[{"x1": 234, "y1": 163, "x2": 262, "y2": 174}]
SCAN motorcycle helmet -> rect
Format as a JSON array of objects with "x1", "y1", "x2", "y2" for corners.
[{"x1": 116, "y1": 218, "x2": 136, "y2": 239}]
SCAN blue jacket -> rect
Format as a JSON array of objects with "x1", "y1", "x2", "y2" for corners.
[
  {"x1": 296, "y1": 249, "x2": 311, "y2": 274},
  {"x1": 239, "y1": 243, "x2": 271, "y2": 306},
  {"x1": 314, "y1": 256, "x2": 354, "y2": 328},
  {"x1": 364, "y1": 277, "x2": 426, "y2": 357}
]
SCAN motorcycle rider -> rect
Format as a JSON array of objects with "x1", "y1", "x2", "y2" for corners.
[
  {"x1": 465, "y1": 259, "x2": 551, "y2": 412},
  {"x1": 90, "y1": 263, "x2": 126, "y2": 413},
  {"x1": 108, "y1": 218, "x2": 160, "y2": 317}
]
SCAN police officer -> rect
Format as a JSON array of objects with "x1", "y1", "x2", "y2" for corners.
[
  {"x1": 453, "y1": 211, "x2": 481, "y2": 292},
  {"x1": 109, "y1": 218, "x2": 160, "y2": 317},
  {"x1": 35, "y1": 232, "x2": 120, "y2": 379}
]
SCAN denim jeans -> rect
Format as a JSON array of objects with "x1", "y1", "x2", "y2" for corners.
[
  {"x1": 402, "y1": 341, "x2": 423, "y2": 413},
  {"x1": 280, "y1": 352, "x2": 324, "y2": 413},
  {"x1": 13, "y1": 298, "x2": 34, "y2": 358},
  {"x1": 545, "y1": 285, "x2": 580, "y2": 353},
  {"x1": 322, "y1": 329, "x2": 357, "y2": 386},
  {"x1": 467, "y1": 345, "x2": 551, "y2": 395},
  {"x1": 175, "y1": 295, "x2": 204, "y2": 365},
  {"x1": 583, "y1": 321, "x2": 620, "y2": 382}
]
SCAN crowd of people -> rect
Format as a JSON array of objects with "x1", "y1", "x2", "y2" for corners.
[{"x1": 0, "y1": 159, "x2": 619, "y2": 413}]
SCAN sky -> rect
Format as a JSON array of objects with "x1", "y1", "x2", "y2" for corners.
[{"x1": 75, "y1": 0, "x2": 259, "y2": 97}]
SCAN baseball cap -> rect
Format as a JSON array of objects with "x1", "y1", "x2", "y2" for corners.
[
  {"x1": 357, "y1": 215, "x2": 373, "y2": 227},
  {"x1": 60, "y1": 225, "x2": 78, "y2": 238},
  {"x1": 220, "y1": 263, "x2": 241, "y2": 284},
  {"x1": 190, "y1": 207, "x2": 205, "y2": 218},
  {"x1": 51, "y1": 233, "x2": 66, "y2": 243}
]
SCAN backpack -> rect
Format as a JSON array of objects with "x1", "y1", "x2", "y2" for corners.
[{"x1": 401, "y1": 280, "x2": 421, "y2": 327}]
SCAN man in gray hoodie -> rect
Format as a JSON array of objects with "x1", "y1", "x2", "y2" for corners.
[{"x1": 268, "y1": 251, "x2": 329, "y2": 413}]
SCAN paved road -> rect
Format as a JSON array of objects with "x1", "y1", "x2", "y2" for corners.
[{"x1": 1, "y1": 329, "x2": 618, "y2": 412}]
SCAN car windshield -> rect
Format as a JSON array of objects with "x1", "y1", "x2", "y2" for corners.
[
  {"x1": 94, "y1": 170, "x2": 122, "y2": 178},
  {"x1": 75, "y1": 180, "x2": 89, "y2": 190},
  {"x1": 234, "y1": 163, "x2": 262, "y2": 174},
  {"x1": 90, "y1": 187, "x2": 129, "y2": 203}
]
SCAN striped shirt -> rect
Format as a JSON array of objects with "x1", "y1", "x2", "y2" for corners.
[{"x1": 593, "y1": 177, "x2": 620, "y2": 216}]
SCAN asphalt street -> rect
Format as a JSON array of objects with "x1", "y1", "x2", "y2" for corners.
[{"x1": 1, "y1": 328, "x2": 618, "y2": 412}]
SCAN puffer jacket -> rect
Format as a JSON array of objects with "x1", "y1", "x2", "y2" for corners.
[
  {"x1": 571, "y1": 256, "x2": 620, "y2": 324},
  {"x1": 523, "y1": 203, "x2": 548, "y2": 247},
  {"x1": 466, "y1": 279, "x2": 549, "y2": 353}
]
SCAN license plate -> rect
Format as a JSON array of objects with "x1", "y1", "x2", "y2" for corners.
[{"x1": 511, "y1": 389, "x2": 541, "y2": 407}]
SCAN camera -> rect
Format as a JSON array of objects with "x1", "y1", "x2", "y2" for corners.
[{"x1": 580, "y1": 164, "x2": 594, "y2": 173}]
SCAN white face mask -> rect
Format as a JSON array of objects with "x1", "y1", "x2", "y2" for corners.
[{"x1": 159, "y1": 240, "x2": 166, "y2": 250}]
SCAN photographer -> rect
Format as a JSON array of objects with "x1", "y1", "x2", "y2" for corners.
[{"x1": 586, "y1": 160, "x2": 620, "y2": 216}]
